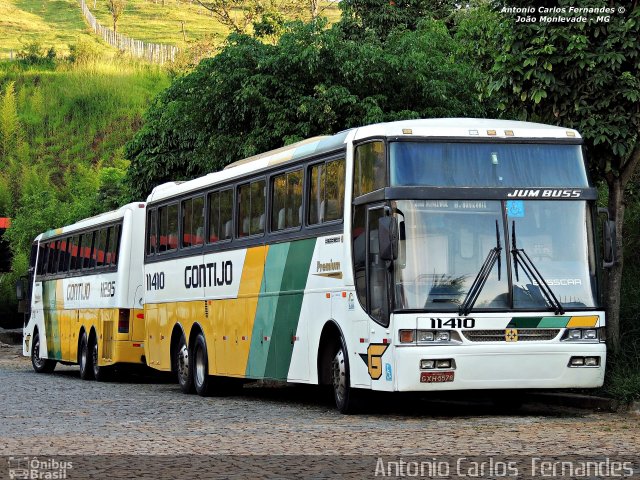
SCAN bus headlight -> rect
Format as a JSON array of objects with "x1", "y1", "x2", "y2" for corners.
[
  {"x1": 562, "y1": 328, "x2": 603, "y2": 343},
  {"x1": 568, "y1": 329, "x2": 583, "y2": 340},
  {"x1": 417, "y1": 330, "x2": 435, "y2": 342},
  {"x1": 435, "y1": 331, "x2": 450, "y2": 342}
]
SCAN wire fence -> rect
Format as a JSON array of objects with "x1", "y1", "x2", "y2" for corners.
[{"x1": 79, "y1": 0, "x2": 178, "y2": 64}]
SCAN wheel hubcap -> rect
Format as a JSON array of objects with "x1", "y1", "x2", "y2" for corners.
[
  {"x1": 177, "y1": 344, "x2": 189, "y2": 384},
  {"x1": 195, "y1": 346, "x2": 206, "y2": 387},
  {"x1": 332, "y1": 348, "x2": 346, "y2": 406}
]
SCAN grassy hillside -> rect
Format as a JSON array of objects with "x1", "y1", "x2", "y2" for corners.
[
  {"x1": 0, "y1": 0, "x2": 341, "y2": 59},
  {"x1": 0, "y1": 58, "x2": 170, "y2": 326},
  {"x1": 0, "y1": 0, "x2": 103, "y2": 57}
]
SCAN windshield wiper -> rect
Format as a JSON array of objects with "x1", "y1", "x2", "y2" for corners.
[
  {"x1": 511, "y1": 221, "x2": 565, "y2": 315},
  {"x1": 459, "y1": 220, "x2": 502, "y2": 316}
]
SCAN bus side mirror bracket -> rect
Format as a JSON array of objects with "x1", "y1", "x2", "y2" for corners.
[
  {"x1": 378, "y1": 216, "x2": 398, "y2": 262},
  {"x1": 598, "y1": 208, "x2": 616, "y2": 268}
]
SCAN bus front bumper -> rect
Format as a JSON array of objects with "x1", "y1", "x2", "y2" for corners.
[{"x1": 394, "y1": 343, "x2": 606, "y2": 391}]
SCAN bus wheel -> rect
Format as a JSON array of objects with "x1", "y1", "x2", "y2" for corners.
[
  {"x1": 175, "y1": 334, "x2": 194, "y2": 394},
  {"x1": 193, "y1": 332, "x2": 211, "y2": 397},
  {"x1": 91, "y1": 338, "x2": 111, "y2": 382},
  {"x1": 331, "y1": 339, "x2": 359, "y2": 414},
  {"x1": 79, "y1": 332, "x2": 94, "y2": 380},
  {"x1": 31, "y1": 331, "x2": 56, "y2": 374}
]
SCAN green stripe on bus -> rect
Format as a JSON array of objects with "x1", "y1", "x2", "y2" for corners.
[
  {"x1": 508, "y1": 316, "x2": 570, "y2": 328},
  {"x1": 266, "y1": 238, "x2": 316, "y2": 380},
  {"x1": 507, "y1": 317, "x2": 542, "y2": 328},
  {"x1": 246, "y1": 242, "x2": 290, "y2": 379},
  {"x1": 537, "y1": 316, "x2": 570, "y2": 328},
  {"x1": 246, "y1": 238, "x2": 316, "y2": 380}
]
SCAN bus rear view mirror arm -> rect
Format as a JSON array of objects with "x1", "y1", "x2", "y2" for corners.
[{"x1": 598, "y1": 207, "x2": 616, "y2": 268}]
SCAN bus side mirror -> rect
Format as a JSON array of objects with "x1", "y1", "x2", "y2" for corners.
[
  {"x1": 598, "y1": 208, "x2": 616, "y2": 268},
  {"x1": 378, "y1": 216, "x2": 398, "y2": 262},
  {"x1": 16, "y1": 277, "x2": 26, "y2": 301}
]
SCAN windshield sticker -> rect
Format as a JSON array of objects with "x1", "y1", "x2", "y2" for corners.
[{"x1": 506, "y1": 200, "x2": 525, "y2": 217}]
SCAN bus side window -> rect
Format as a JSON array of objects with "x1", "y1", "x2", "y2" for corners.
[
  {"x1": 158, "y1": 204, "x2": 178, "y2": 252},
  {"x1": 83, "y1": 232, "x2": 95, "y2": 269},
  {"x1": 238, "y1": 180, "x2": 265, "y2": 237},
  {"x1": 69, "y1": 236, "x2": 79, "y2": 271},
  {"x1": 182, "y1": 198, "x2": 193, "y2": 248},
  {"x1": 147, "y1": 209, "x2": 157, "y2": 255},
  {"x1": 208, "y1": 191, "x2": 220, "y2": 243},
  {"x1": 57, "y1": 238, "x2": 69, "y2": 273},
  {"x1": 219, "y1": 189, "x2": 233, "y2": 241},
  {"x1": 309, "y1": 159, "x2": 345, "y2": 225},
  {"x1": 271, "y1": 169, "x2": 303, "y2": 232},
  {"x1": 353, "y1": 141, "x2": 386, "y2": 198},
  {"x1": 183, "y1": 196, "x2": 204, "y2": 248},
  {"x1": 47, "y1": 240, "x2": 59, "y2": 275},
  {"x1": 37, "y1": 243, "x2": 47, "y2": 276},
  {"x1": 95, "y1": 229, "x2": 107, "y2": 267},
  {"x1": 112, "y1": 224, "x2": 121, "y2": 266}
]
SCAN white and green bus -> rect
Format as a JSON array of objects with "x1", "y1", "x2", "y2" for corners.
[{"x1": 141, "y1": 118, "x2": 609, "y2": 412}]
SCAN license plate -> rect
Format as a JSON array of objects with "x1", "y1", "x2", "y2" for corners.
[{"x1": 420, "y1": 371, "x2": 454, "y2": 383}]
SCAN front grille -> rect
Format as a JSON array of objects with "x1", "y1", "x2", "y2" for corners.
[{"x1": 462, "y1": 329, "x2": 561, "y2": 342}]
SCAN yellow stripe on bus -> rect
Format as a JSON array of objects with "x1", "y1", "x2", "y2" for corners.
[{"x1": 567, "y1": 316, "x2": 599, "y2": 327}]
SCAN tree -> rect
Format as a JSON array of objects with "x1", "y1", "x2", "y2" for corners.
[
  {"x1": 106, "y1": 0, "x2": 127, "y2": 33},
  {"x1": 125, "y1": 18, "x2": 486, "y2": 199},
  {"x1": 481, "y1": 0, "x2": 640, "y2": 352},
  {"x1": 194, "y1": 0, "x2": 308, "y2": 35},
  {"x1": 338, "y1": 0, "x2": 460, "y2": 39}
]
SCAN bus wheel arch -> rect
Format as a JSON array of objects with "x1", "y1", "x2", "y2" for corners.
[
  {"x1": 317, "y1": 321, "x2": 343, "y2": 386},
  {"x1": 31, "y1": 327, "x2": 56, "y2": 374},
  {"x1": 171, "y1": 323, "x2": 193, "y2": 394},
  {"x1": 317, "y1": 320, "x2": 360, "y2": 414},
  {"x1": 88, "y1": 327, "x2": 110, "y2": 381}
]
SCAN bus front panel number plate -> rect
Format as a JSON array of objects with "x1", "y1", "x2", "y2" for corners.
[{"x1": 420, "y1": 371, "x2": 454, "y2": 383}]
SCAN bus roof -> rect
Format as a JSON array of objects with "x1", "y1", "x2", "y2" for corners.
[
  {"x1": 147, "y1": 118, "x2": 581, "y2": 203},
  {"x1": 38, "y1": 202, "x2": 146, "y2": 241}
]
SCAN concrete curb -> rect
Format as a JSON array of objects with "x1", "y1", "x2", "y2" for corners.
[{"x1": 0, "y1": 328, "x2": 22, "y2": 346}]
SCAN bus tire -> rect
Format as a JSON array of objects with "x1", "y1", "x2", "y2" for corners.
[
  {"x1": 79, "y1": 332, "x2": 94, "y2": 380},
  {"x1": 175, "y1": 334, "x2": 194, "y2": 394},
  {"x1": 193, "y1": 332, "x2": 212, "y2": 397},
  {"x1": 31, "y1": 330, "x2": 56, "y2": 374},
  {"x1": 331, "y1": 337, "x2": 360, "y2": 414},
  {"x1": 91, "y1": 337, "x2": 111, "y2": 382}
]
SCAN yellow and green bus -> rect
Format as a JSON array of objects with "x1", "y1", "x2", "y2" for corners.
[{"x1": 21, "y1": 203, "x2": 147, "y2": 380}]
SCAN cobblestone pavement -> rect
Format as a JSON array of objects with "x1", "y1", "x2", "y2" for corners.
[{"x1": 1, "y1": 344, "x2": 638, "y2": 458}]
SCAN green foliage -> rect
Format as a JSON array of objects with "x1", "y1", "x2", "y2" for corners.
[
  {"x1": 125, "y1": 18, "x2": 486, "y2": 198},
  {"x1": 338, "y1": 0, "x2": 459, "y2": 40},
  {"x1": 0, "y1": 82, "x2": 23, "y2": 164},
  {"x1": 484, "y1": 0, "x2": 640, "y2": 182},
  {"x1": 68, "y1": 38, "x2": 103, "y2": 65},
  {"x1": 17, "y1": 40, "x2": 57, "y2": 67},
  {"x1": 0, "y1": 59, "x2": 169, "y2": 320}
]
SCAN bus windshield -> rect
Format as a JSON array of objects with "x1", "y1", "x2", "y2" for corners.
[
  {"x1": 394, "y1": 200, "x2": 597, "y2": 312},
  {"x1": 390, "y1": 142, "x2": 589, "y2": 187}
]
